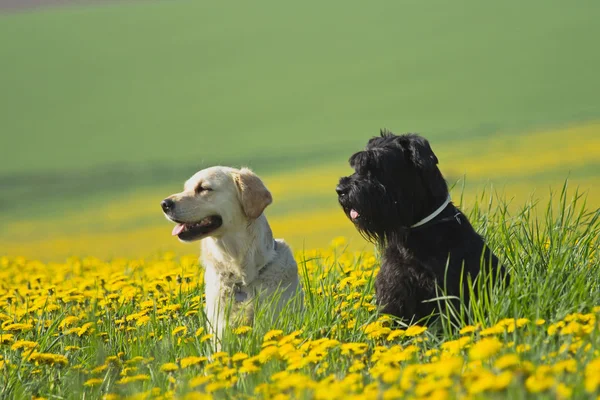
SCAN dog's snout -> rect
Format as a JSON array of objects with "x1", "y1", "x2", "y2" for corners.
[
  {"x1": 161, "y1": 198, "x2": 175, "y2": 213},
  {"x1": 336, "y1": 185, "x2": 346, "y2": 196}
]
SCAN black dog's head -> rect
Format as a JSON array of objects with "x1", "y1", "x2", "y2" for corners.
[{"x1": 336, "y1": 131, "x2": 449, "y2": 243}]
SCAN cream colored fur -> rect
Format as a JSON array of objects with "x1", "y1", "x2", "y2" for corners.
[{"x1": 163, "y1": 166, "x2": 303, "y2": 347}]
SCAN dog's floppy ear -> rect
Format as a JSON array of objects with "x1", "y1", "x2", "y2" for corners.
[
  {"x1": 233, "y1": 168, "x2": 273, "y2": 219},
  {"x1": 407, "y1": 135, "x2": 439, "y2": 170}
]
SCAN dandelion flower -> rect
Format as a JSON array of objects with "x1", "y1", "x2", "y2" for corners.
[
  {"x1": 116, "y1": 374, "x2": 150, "y2": 384},
  {"x1": 459, "y1": 325, "x2": 479, "y2": 335},
  {"x1": 386, "y1": 329, "x2": 405, "y2": 341},
  {"x1": 469, "y1": 337, "x2": 503, "y2": 361},
  {"x1": 160, "y1": 362, "x2": 179, "y2": 372},
  {"x1": 84, "y1": 378, "x2": 103, "y2": 387},
  {"x1": 0, "y1": 334, "x2": 14, "y2": 345},
  {"x1": 525, "y1": 374, "x2": 555, "y2": 393},
  {"x1": 3, "y1": 323, "x2": 33, "y2": 332},
  {"x1": 135, "y1": 316, "x2": 151, "y2": 326},
  {"x1": 494, "y1": 354, "x2": 520, "y2": 370},
  {"x1": 58, "y1": 316, "x2": 80, "y2": 329},
  {"x1": 77, "y1": 322, "x2": 94, "y2": 337},
  {"x1": 200, "y1": 334, "x2": 213, "y2": 343},
  {"x1": 404, "y1": 325, "x2": 427, "y2": 337},
  {"x1": 556, "y1": 383, "x2": 573, "y2": 399},
  {"x1": 28, "y1": 352, "x2": 68, "y2": 366},
  {"x1": 233, "y1": 325, "x2": 252, "y2": 335},
  {"x1": 264, "y1": 330, "x2": 284, "y2": 341},
  {"x1": 10, "y1": 340, "x2": 38, "y2": 351},
  {"x1": 180, "y1": 356, "x2": 207, "y2": 369},
  {"x1": 231, "y1": 353, "x2": 249, "y2": 362},
  {"x1": 172, "y1": 326, "x2": 187, "y2": 336},
  {"x1": 189, "y1": 375, "x2": 212, "y2": 388}
]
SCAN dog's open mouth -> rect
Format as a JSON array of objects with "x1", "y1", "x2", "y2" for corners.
[
  {"x1": 171, "y1": 215, "x2": 223, "y2": 241},
  {"x1": 349, "y1": 209, "x2": 360, "y2": 220}
]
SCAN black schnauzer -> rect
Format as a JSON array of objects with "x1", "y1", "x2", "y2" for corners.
[{"x1": 336, "y1": 131, "x2": 508, "y2": 324}]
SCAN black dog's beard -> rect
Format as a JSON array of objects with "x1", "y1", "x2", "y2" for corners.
[{"x1": 338, "y1": 178, "x2": 410, "y2": 245}]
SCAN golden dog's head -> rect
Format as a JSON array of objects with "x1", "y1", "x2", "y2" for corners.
[{"x1": 161, "y1": 166, "x2": 272, "y2": 242}]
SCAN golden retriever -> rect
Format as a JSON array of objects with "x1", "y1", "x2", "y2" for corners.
[{"x1": 161, "y1": 166, "x2": 303, "y2": 346}]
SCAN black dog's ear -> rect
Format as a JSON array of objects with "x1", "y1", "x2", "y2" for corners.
[{"x1": 407, "y1": 135, "x2": 439, "y2": 170}]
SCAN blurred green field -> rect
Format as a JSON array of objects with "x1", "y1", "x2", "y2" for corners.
[{"x1": 1, "y1": 0, "x2": 599, "y2": 259}]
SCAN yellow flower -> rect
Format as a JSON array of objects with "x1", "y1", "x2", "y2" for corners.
[
  {"x1": 516, "y1": 344, "x2": 531, "y2": 353},
  {"x1": 480, "y1": 325, "x2": 505, "y2": 336},
  {"x1": 381, "y1": 368, "x2": 401, "y2": 384},
  {"x1": 200, "y1": 334, "x2": 214, "y2": 343},
  {"x1": 441, "y1": 336, "x2": 471, "y2": 354},
  {"x1": 3, "y1": 323, "x2": 33, "y2": 332},
  {"x1": 585, "y1": 358, "x2": 600, "y2": 392},
  {"x1": 116, "y1": 374, "x2": 150, "y2": 384},
  {"x1": 205, "y1": 381, "x2": 228, "y2": 393},
  {"x1": 556, "y1": 383, "x2": 573, "y2": 399},
  {"x1": 258, "y1": 346, "x2": 279, "y2": 363},
  {"x1": 172, "y1": 326, "x2": 187, "y2": 336},
  {"x1": 383, "y1": 388, "x2": 404, "y2": 400},
  {"x1": 494, "y1": 354, "x2": 520, "y2": 370},
  {"x1": 525, "y1": 374, "x2": 555, "y2": 393},
  {"x1": 459, "y1": 325, "x2": 479, "y2": 335},
  {"x1": 548, "y1": 321, "x2": 565, "y2": 335},
  {"x1": 77, "y1": 322, "x2": 94, "y2": 336},
  {"x1": 160, "y1": 362, "x2": 179, "y2": 372},
  {"x1": 189, "y1": 375, "x2": 212, "y2": 388},
  {"x1": 135, "y1": 316, "x2": 151, "y2": 326},
  {"x1": 341, "y1": 343, "x2": 369, "y2": 355},
  {"x1": 28, "y1": 352, "x2": 68, "y2": 366},
  {"x1": 10, "y1": 340, "x2": 38, "y2": 351},
  {"x1": 58, "y1": 316, "x2": 80, "y2": 329},
  {"x1": 386, "y1": 329, "x2": 405, "y2": 341},
  {"x1": 349, "y1": 361, "x2": 366, "y2": 372},
  {"x1": 194, "y1": 327, "x2": 205, "y2": 337},
  {"x1": 552, "y1": 359, "x2": 577, "y2": 374},
  {"x1": 494, "y1": 371, "x2": 514, "y2": 390},
  {"x1": 84, "y1": 378, "x2": 103, "y2": 387},
  {"x1": 469, "y1": 337, "x2": 503, "y2": 361},
  {"x1": 535, "y1": 319, "x2": 546, "y2": 325},
  {"x1": 264, "y1": 330, "x2": 284, "y2": 341},
  {"x1": 231, "y1": 353, "x2": 249, "y2": 362},
  {"x1": 0, "y1": 334, "x2": 14, "y2": 344},
  {"x1": 233, "y1": 326, "x2": 252, "y2": 335},
  {"x1": 91, "y1": 364, "x2": 108, "y2": 374},
  {"x1": 404, "y1": 325, "x2": 427, "y2": 337},
  {"x1": 180, "y1": 356, "x2": 207, "y2": 369}
]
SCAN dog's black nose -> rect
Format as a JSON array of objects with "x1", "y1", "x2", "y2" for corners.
[
  {"x1": 161, "y1": 199, "x2": 175, "y2": 212},
  {"x1": 336, "y1": 185, "x2": 346, "y2": 196}
]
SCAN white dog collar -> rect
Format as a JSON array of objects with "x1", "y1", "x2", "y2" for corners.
[{"x1": 411, "y1": 195, "x2": 452, "y2": 228}]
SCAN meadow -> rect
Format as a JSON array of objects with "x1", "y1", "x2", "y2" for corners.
[
  {"x1": 1, "y1": 0, "x2": 600, "y2": 398},
  {"x1": 1, "y1": 189, "x2": 599, "y2": 399},
  {"x1": 1, "y1": 0, "x2": 600, "y2": 261}
]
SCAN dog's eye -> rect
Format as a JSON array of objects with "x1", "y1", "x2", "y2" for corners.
[{"x1": 195, "y1": 186, "x2": 212, "y2": 194}]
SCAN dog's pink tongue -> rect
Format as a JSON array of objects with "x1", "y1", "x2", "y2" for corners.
[
  {"x1": 350, "y1": 209, "x2": 359, "y2": 220},
  {"x1": 172, "y1": 224, "x2": 186, "y2": 236}
]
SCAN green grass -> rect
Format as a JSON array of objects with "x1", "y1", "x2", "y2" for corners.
[
  {"x1": 1, "y1": 0, "x2": 599, "y2": 178},
  {"x1": 1, "y1": 187, "x2": 599, "y2": 398},
  {"x1": 1, "y1": 0, "x2": 599, "y2": 227}
]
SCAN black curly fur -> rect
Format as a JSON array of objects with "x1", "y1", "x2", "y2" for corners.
[{"x1": 336, "y1": 131, "x2": 508, "y2": 324}]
